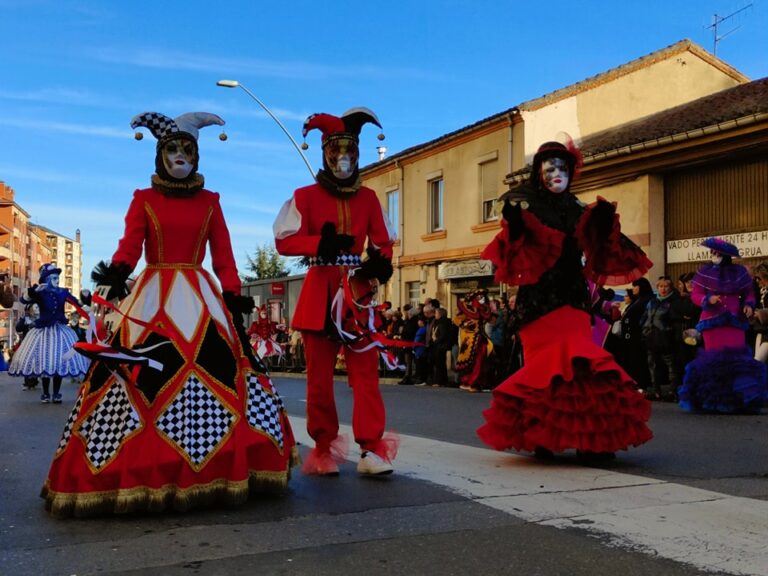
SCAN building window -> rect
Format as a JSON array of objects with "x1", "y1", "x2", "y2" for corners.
[
  {"x1": 480, "y1": 159, "x2": 499, "y2": 222},
  {"x1": 429, "y1": 178, "x2": 444, "y2": 232},
  {"x1": 407, "y1": 281, "x2": 421, "y2": 307},
  {"x1": 386, "y1": 189, "x2": 399, "y2": 235}
]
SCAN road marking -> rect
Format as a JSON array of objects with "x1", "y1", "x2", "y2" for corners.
[{"x1": 291, "y1": 416, "x2": 768, "y2": 576}]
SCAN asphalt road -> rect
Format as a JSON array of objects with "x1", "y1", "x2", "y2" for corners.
[{"x1": 1, "y1": 371, "x2": 766, "y2": 576}]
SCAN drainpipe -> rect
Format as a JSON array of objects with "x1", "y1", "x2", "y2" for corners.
[
  {"x1": 506, "y1": 111, "x2": 516, "y2": 176},
  {"x1": 395, "y1": 159, "x2": 405, "y2": 306}
]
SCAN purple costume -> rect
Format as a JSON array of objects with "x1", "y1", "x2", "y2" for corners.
[{"x1": 679, "y1": 261, "x2": 767, "y2": 413}]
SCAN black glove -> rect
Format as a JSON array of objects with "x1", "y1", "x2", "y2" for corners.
[
  {"x1": 222, "y1": 292, "x2": 255, "y2": 324},
  {"x1": 502, "y1": 200, "x2": 524, "y2": 240},
  {"x1": 590, "y1": 199, "x2": 616, "y2": 239},
  {"x1": 358, "y1": 247, "x2": 394, "y2": 283},
  {"x1": 222, "y1": 291, "x2": 268, "y2": 373},
  {"x1": 27, "y1": 285, "x2": 38, "y2": 299},
  {"x1": 317, "y1": 222, "x2": 355, "y2": 263},
  {"x1": 79, "y1": 289, "x2": 92, "y2": 307},
  {"x1": 91, "y1": 260, "x2": 132, "y2": 301}
]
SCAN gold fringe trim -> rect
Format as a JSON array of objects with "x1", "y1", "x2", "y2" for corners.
[{"x1": 41, "y1": 466, "x2": 294, "y2": 519}]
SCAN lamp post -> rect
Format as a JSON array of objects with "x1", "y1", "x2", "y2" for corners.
[{"x1": 216, "y1": 80, "x2": 316, "y2": 180}]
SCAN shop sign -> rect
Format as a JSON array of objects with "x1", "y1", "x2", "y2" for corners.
[
  {"x1": 438, "y1": 259, "x2": 493, "y2": 280},
  {"x1": 271, "y1": 282, "x2": 285, "y2": 295},
  {"x1": 667, "y1": 230, "x2": 768, "y2": 264}
]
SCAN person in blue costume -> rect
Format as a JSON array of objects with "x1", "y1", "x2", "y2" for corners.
[
  {"x1": 678, "y1": 238, "x2": 767, "y2": 413},
  {"x1": 8, "y1": 263, "x2": 89, "y2": 403}
]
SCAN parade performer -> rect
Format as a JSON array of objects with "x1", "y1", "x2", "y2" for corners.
[
  {"x1": 274, "y1": 107, "x2": 397, "y2": 476},
  {"x1": 678, "y1": 238, "x2": 767, "y2": 413},
  {"x1": 248, "y1": 305, "x2": 282, "y2": 361},
  {"x1": 42, "y1": 111, "x2": 296, "y2": 517},
  {"x1": 9, "y1": 263, "x2": 89, "y2": 403},
  {"x1": 455, "y1": 288, "x2": 494, "y2": 393},
  {"x1": 14, "y1": 304, "x2": 40, "y2": 389},
  {"x1": 477, "y1": 138, "x2": 653, "y2": 461}
]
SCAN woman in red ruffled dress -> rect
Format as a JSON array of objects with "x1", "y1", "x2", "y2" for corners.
[
  {"x1": 42, "y1": 111, "x2": 296, "y2": 517},
  {"x1": 477, "y1": 139, "x2": 653, "y2": 462}
]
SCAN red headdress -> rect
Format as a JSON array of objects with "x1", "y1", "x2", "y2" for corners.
[{"x1": 302, "y1": 107, "x2": 384, "y2": 148}]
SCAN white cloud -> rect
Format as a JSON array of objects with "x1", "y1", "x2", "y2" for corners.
[
  {"x1": 0, "y1": 117, "x2": 126, "y2": 138},
  {"x1": 0, "y1": 87, "x2": 109, "y2": 107},
  {"x1": 90, "y1": 47, "x2": 440, "y2": 81}
]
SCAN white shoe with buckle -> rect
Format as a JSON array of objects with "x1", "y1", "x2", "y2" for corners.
[{"x1": 357, "y1": 451, "x2": 393, "y2": 476}]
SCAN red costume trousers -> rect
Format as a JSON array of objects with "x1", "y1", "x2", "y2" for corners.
[{"x1": 302, "y1": 331, "x2": 385, "y2": 453}]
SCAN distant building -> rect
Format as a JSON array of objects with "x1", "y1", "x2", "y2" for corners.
[
  {"x1": 360, "y1": 39, "x2": 751, "y2": 313},
  {"x1": 0, "y1": 181, "x2": 81, "y2": 346}
]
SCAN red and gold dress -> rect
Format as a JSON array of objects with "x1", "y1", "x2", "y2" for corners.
[{"x1": 42, "y1": 187, "x2": 297, "y2": 517}]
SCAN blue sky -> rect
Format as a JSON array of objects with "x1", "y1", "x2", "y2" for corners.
[{"x1": 1, "y1": 0, "x2": 766, "y2": 284}]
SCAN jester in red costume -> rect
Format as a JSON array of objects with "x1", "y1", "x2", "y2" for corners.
[
  {"x1": 248, "y1": 305, "x2": 282, "y2": 360},
  {"x1": 478, "y1": 138, "x2": 653, "y2": 462},
  {"x1": 274, "y1": 107, "x2": 397, "y2": 476},
  {"x1": 455, "y1": 288, "x2": 494, "y2": 393},
  {"x1": 42, "y1": 111, "x2": 296, "y2": 517}
]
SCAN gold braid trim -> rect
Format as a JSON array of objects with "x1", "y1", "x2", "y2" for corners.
[
  {"x1": 316, "y1": 170, "x2": 361, "y2": 195},
  {"x1": 144, "y1": 202, "x2": 164, "y2": 262},
  {"x1": 192, "y1": 207, "x2": 213, "y2": 263},
  {"x1": 151, "y1": 173, "x2": 205, "y2": 196},
  {"x1": 41, "y1": 466, "x2": 294, "y2": 518}
]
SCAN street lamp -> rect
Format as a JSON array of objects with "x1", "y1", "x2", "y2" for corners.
[{"x1": 216, "y1": 80, "x2": 316, "y2": 180}]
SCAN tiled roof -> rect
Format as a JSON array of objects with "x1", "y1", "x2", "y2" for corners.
[
  {"x1": 504, "y1": 76, "x2": 768, "y2": 179},
  {"x1": 580, "y1": 76, "x2": 768, "y2": 157}
]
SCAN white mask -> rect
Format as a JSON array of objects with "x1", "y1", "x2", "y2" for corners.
[
  {"x1": 334, "y1": 155, "x2": 353, "y2": 179},
  {"x1": 711, "y1": 254, "x2": 723, "y2": 265},
  {"x1": 162, "y1": 138, "x2": 195, "y2": 180},
  {"x1": 47, "y1": 274, "x2": 60, "y2": 288},
  {"x1": 541, "y1": 157, "x2": 570, "y2": 194},
  {"x1": 324, "y1": 137, "x2": 359, "y2": 180}
]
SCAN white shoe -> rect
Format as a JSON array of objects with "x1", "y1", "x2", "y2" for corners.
[{"x1": 357, "y1": 451, "x2": 393, "y2": 476}]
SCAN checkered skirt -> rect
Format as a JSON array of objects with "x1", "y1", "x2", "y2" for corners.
[
  {"x1": 42, "y1": 266, "x2": 296, "y2": 518},
  {"x1": 9, "y1": 324, "x2": 89, "y2": 377}
]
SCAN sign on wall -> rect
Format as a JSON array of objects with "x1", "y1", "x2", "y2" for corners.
[
  {"x1": 667, "y1": 231, "x2": 768, "y2": 264},
  {"x1": 438, "y1": 259, "x2": 493, "y2": 280}
]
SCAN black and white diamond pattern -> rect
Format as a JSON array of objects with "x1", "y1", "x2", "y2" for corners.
[
  {"x1": 130, "y1": 111, "x2": 179, "y2": 140},
  {"x1": 246, "y1": 373, "x2": 284, "y2": 448},
  {"x1": 308, "y1": 254, "x2": 362, "y2": 267},
  {"x1": 156, "y1": 373, "x2": 235, "y2": 466},
  {"x1": 78, "y1": 379, "x2": 141, "y2": 470},
  {"x1": 56, "y1": 392, "x2": 84, "y2": 454}
]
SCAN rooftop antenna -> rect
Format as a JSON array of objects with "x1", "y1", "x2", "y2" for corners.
[{"x1": 706, "y1": 3, "x2": 753, "y2": 56}]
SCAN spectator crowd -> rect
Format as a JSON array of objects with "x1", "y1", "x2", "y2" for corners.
[{"x1": 269, "y1": 260, "x2": 768, "y2": 404}]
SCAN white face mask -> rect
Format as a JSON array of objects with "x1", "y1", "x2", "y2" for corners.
[
  {"x1": 47, "y1": 274, "x2": 60, "y2": 288},
  {"x1": 710, "y1": 250, "x2": 723, "y2": 265},
  {"x1": 541, "y1": 157, "x2": 570, "y2": 194},
  {"x1": 162, "y1": 138, "x2": 195, "y2": 180},
  {"x1": 324, "y1": 137, "x2": 359, "y2": 180},
  {"x1": 333, "y1": 155, "x2": 353, "y2": 179}
]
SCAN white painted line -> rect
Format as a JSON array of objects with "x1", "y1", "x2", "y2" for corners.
[{"x1": 291, "y1": 416, "x2": 768, "y2": 576}]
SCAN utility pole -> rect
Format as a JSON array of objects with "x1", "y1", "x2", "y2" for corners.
[{"x1": 706, "y1": 4, "x2": 753, "y2": 56}]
